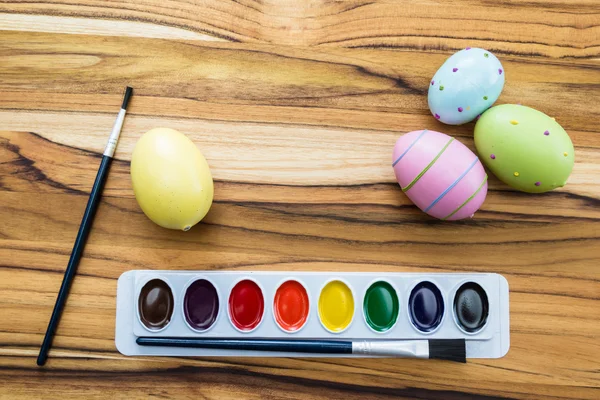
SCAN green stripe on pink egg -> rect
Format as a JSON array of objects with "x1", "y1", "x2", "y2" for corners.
[
  {"x1": 392, "y1": 130, "x2": 447, "y2": 188},
  {"x1": 442, "y1": 176, "x2": 488, "y2": 220},
  {"x1": 406, "y1": 140, "x2": 480, "y2": 208},
  {"x1": 402, "y1": 138, "x2": 454, "y2": 192},
  {"x1": 427, "y1": 161, "x2": 488, "y2": 220}
]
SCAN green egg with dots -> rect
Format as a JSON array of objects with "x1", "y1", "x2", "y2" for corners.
[{"x1": 474, "y1": 104, "x2": 574, "y2": 193}]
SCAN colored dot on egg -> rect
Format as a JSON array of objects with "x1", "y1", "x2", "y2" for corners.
[
  {"x1": 498, "y1": 69, "x2": 503, "y2": 75},
  {"x1": 484, "y1": 53, "x2": 489, "y2": 58},
  {"x1": 514, "y1": 172, "x2": 520, "y2": 177},
  {"x1": 551, "y1": 117, "x2": 556, "y2": 121},
  {"x1": 483, "y1": 96, "x2": 488, "y2": 100},
  {"x1": 466, "y1": 106, "x2": 471, "y2": 110},
  {"x1": 453, "y1": 68, "x2": 458, "y2": 72},
  {"x1": 439, "y1": 85, "x2": 444, "y2": 91},
  {"x1": 431, "y1": 80, "x2": 435, "y2": 85},
  {"x1": 458, "y1": 107, "x2": 463, "y2": 112},
  {"x1": 563, "y1": 152, "x2": 568, "y2": 157},
  {"x1": 490, "y1": 154, "x2": 496, "y2": 159},
  {"x1": 510, "y1": 120, "x2": 519, "y2": 125},
  {"x1": 466, "y1": 47, "x2": 471, "y2": 50},
  {"x1": 544, "y1": 130, "x2": 550, "y2": 136},
  {"x1": 435, "y1": 113, "x2": 441, "y2": 119},
  {"x1": 535, "y1": 182, "x2": 541, "y2": 186}
]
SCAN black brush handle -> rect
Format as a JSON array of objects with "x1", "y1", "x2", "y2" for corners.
[
  {"x1": 136, "y1": 337, "x2": 353, "y2": 354},
  {"x1": 37, "y1": 155, "x2": 112, "y2": 366}
]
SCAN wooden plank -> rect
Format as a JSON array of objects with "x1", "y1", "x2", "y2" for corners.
[
  {"x1": 0, "y1": 13, "x2": 226, "y2": 40},
  {"x1": 0, "y1": 1, "x2": 599, "y2": 57}
]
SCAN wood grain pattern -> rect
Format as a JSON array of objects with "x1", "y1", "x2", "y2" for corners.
[{"x1": 1, "y1": 1, "x2": 599, "y2": 399}]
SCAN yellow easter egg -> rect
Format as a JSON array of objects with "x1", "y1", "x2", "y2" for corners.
[{"x1": 131, "y1": 128, "x2": 214, "y2": 230}]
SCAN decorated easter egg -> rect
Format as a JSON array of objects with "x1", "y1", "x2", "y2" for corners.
[
  {"x1": 131, "y1": 128, "x2": 214, "y2": 230},
  {"x1": 474, "y1": 104, "x2": 574, "y2": 193},
  {"x1": 392, "y1": 129, "x2": 488, "y2": 220},
  {"x1": 428, "y1": 48, "x2": 504, "y2": 125}
]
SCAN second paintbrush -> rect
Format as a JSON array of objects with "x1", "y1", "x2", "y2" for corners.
[{"x1": 136, "y1": 337, "x2": 466, "y2": 363}]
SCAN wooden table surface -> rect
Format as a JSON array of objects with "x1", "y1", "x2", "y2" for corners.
[{"x1": 1, "y1": 1, "x2": 599, "y2": 399}]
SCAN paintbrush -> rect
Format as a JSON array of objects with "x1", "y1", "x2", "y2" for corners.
[
  {"x1": 37, "y1": 87, "x2": 133, "y2": 366},
  {"x1": 136, "y1": 337, "x2": 466, "y2": 362}
]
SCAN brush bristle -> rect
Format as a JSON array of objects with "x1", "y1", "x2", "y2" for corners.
[
  {"x1": 121, "y1": 86, "x2": 133, "y2": 110},
  {"x1": 428, "y1": 339, "x2": 466, "y2": 363}
]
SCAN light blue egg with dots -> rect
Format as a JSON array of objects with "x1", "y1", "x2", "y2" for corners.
[{"x1": 428, "y1": 48, "x2": 505, "y2": 125}]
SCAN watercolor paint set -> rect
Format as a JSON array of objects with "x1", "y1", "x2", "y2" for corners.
[{"x1": 115, "y1": 270, "x2": 510, "y2": 359}]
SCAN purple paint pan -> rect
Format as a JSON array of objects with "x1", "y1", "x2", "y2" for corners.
[{"x1": 183, "y1": 279, "x2": 219, "y2": 331}]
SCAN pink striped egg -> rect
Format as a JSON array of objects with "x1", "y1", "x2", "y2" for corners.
[{"x1": 392, "y1": 130, "x2": 488, "y2": 220}]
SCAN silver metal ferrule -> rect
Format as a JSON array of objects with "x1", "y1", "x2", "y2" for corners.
[
  {"x1": 103, "y1": 108, "x2": 126, "y2": 157},
  {"x1": 352, "y1": 340, "x2": 429, "y2": 358}
]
